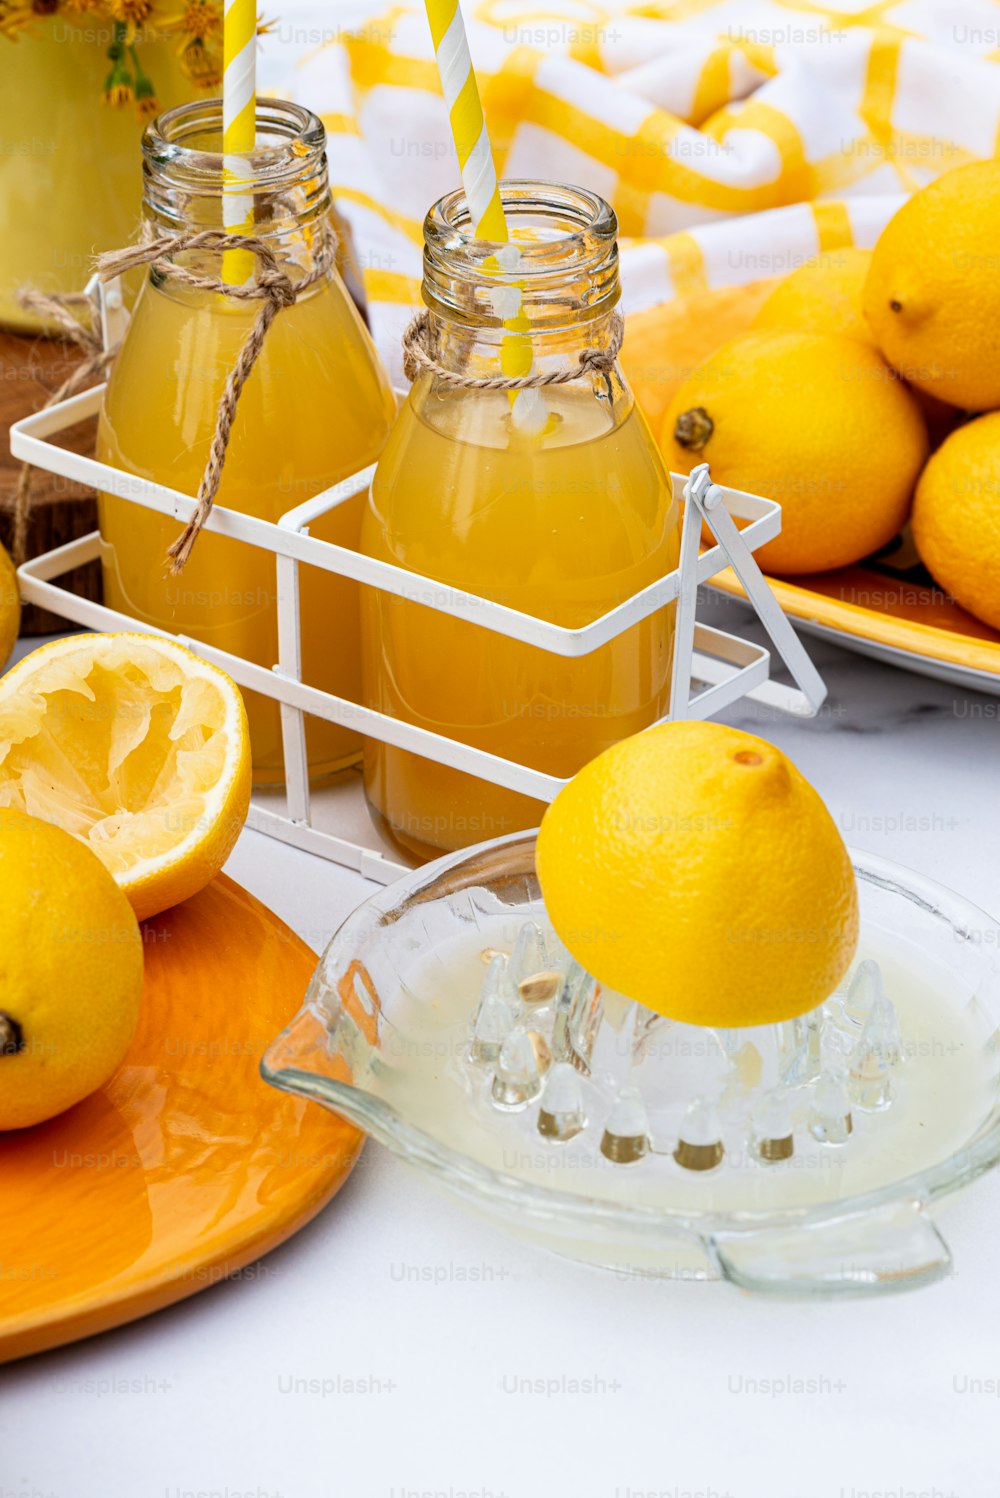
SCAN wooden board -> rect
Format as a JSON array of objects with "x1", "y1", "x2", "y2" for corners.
[
  {"x1": 0, "y1": 873, "x2": 362, "y2": 1364},
  {"x1": 0, "y1": 329, "x2": 101, "y2": 634}
]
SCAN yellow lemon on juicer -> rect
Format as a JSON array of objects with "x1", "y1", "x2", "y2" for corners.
[{"x1": 536, "y1": 721, "x2": 859, "y2": 1029}]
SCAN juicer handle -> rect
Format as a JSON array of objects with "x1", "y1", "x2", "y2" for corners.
[{"x1": 708, "y1": 1197, "x2": 952, "y2": 1297}]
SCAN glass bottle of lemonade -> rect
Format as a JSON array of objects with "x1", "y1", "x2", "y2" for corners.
[
  {"x1": 97, "y1": 100, "x2": 396, "y2": 784},
  {"x1": 361, "y1": 182, "x2": 681, "y2": 862}
]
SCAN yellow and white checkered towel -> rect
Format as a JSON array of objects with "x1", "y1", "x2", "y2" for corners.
[{"x1": 290, "y1": 0, "x2": 1000, "y2": 382}]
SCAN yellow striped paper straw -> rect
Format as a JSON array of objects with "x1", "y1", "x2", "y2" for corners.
[
  {"x1": 222, "y1": 0, "x2": 257, "y2": 285},
  {"x1": 423, "y1": 0, "x2": 545, "y2": 430}
]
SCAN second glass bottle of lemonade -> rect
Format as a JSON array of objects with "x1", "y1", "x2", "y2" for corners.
[{"x1": 361, "y1": 182, "x2": 681, "y2": 862}]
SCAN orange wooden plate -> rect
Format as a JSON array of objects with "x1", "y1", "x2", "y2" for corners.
[
  {"x1": 708, "y1": 559, "x2": 1000, "y2": 679},
  {"x1": 0, "y1": 874, "x2": 362, "y2": 1364}
]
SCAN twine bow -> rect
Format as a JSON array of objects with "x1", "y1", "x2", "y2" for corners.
[{"x1": 97, "y1": 223, "x2": 336, "y2": 572}]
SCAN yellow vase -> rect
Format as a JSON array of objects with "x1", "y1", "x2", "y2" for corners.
[{"x1": 0, "y1": 17, "x2": 198, "y2": 333}]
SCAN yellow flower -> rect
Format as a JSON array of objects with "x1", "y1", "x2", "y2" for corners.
[
  {"x1": 109, "y1": 0, "x2": 153, "y2": 21},
  {"x1": 180, "y1": 36, "x2": 206, "y2": 65},
  {"x1": 157, "y1": 0, "x2": 221, "y2": 38},
  {"x1": 185, "y1": 0, "x2": 219, "y2": 34},
  {"x1": 0, "y1": 0, "x2": 37, "y2": 35},
  {"x1": 2, "y1": 0, "x2": 226, "y2": 100},
  {"x1": 179, "y1": 36, "x2": 220, "y2": 86},
  {"x1": 108, "y1": 0, "x2": 153, "y2": 41}
]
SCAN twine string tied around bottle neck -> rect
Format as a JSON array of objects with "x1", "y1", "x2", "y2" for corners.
[
  {"x1": 401, "y1": 308, "x2": 624, "y2": 391},
  {"x1": 95, "y1": 222, "x2": 336, "y2": 573}
]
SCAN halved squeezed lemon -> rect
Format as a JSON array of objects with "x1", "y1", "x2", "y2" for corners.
[
  {"x1": 537, "y1": 721, "x2": 859, "y2": 1029},
  {"x1": 0, "y1": 634, "x2": 251, "y2": 921}
]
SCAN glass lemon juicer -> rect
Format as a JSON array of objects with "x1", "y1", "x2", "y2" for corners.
[{"x1": 263, "y1": 832, "x2": 1000, "y2": 1296}]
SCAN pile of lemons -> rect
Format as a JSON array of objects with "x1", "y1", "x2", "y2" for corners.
[{"x1": 663, "y1": 160, "x2": 1000, "y2": 632}]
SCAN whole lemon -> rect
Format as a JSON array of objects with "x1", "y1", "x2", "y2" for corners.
[
  {"x1": 912, "y1": 411, "x2": 1000, "y2": 631},
  {"x1": 753, "y1": 247, "x2": 875, "y2": 346},
  {"x1": 622, "y1": 278, "x2": 778, "y2": 436},
  {"x1": 0, "y1": 809, "x2": 144, "y2": 1130},
  {"x1": 864, "y1": 161, "x2": 1000, "y2": 411},
  {"x1": 661, "y1": 329, "x2": 928, "y2": 574},
  {"x1": 0, "y1": 543, "x2": 21, "y2": 671},
  {"x1": 536, "y1": 721, "x2": 858, "y2": 1029}
]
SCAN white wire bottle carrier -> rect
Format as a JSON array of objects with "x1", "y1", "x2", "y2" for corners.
[{"x1": 10, "y1": 289, "x2": 826, "y2": 885}]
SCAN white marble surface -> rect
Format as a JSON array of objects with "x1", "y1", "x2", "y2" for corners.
[{"x1": 4, "y1": 601, "x2": 1000, "y2": 1497}]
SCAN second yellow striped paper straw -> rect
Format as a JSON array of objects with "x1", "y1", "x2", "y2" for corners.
[{"x1": 423, "y1": 0, "x2": 546, "y2": 432}]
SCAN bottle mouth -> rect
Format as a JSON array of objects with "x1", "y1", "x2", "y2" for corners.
[
  {"x1": 142, "y1": 97, "x2": 326, "y2": 196},
  {"x1": 423, "y1": 180, "x2": 620, "y2": 324}
]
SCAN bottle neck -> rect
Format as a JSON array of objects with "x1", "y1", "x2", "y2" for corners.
[
  {"x1": 140, "y1": 98, "x2": 332, "y2": 282},
  {"x1": 420, "y1": 181, "x2": 622, "y2": 383}
]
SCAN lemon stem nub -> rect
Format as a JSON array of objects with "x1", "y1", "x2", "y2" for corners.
[
  {"x1": 673, "y1": 406, "x2": 714, "y2": 451},
  {"x1": 0, "y1": 1012, "x2": 24, "y2": 1056}
]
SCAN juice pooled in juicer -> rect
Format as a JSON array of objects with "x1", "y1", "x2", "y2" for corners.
[
  {"x1": 360, "y1": 183, "x2": 681, "y2": 862},
  {"x1": 97, "y1": 100, "x2": 396, "y2": 786}
]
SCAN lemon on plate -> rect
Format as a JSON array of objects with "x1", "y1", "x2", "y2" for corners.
[
  {"x1": 0, "y1": 634, "x2": 250, "y2": 922},
  {"x1": 536, "y1": 721, "x2": 858, "y2": 1029},
  {"x1": 0, "y1": 809, "x2": 143, "y2": 1130},
  {"x1": 864, "y1": 160, "x2": 1000, "y2": 411},
  {"x1": 661, "y1": 328, "x2": 928, "y2": 575},
  {"x1": 912, "y1": 411, "x2": 1000, "y2": 631}
]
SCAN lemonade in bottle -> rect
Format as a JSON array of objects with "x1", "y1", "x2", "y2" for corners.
[
  {"x1": 97, "y1": 100, "x2": 396, "y2": 784},
  {"x1": 361, "y1": 183, "x2": 681, "y2": 861}
]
